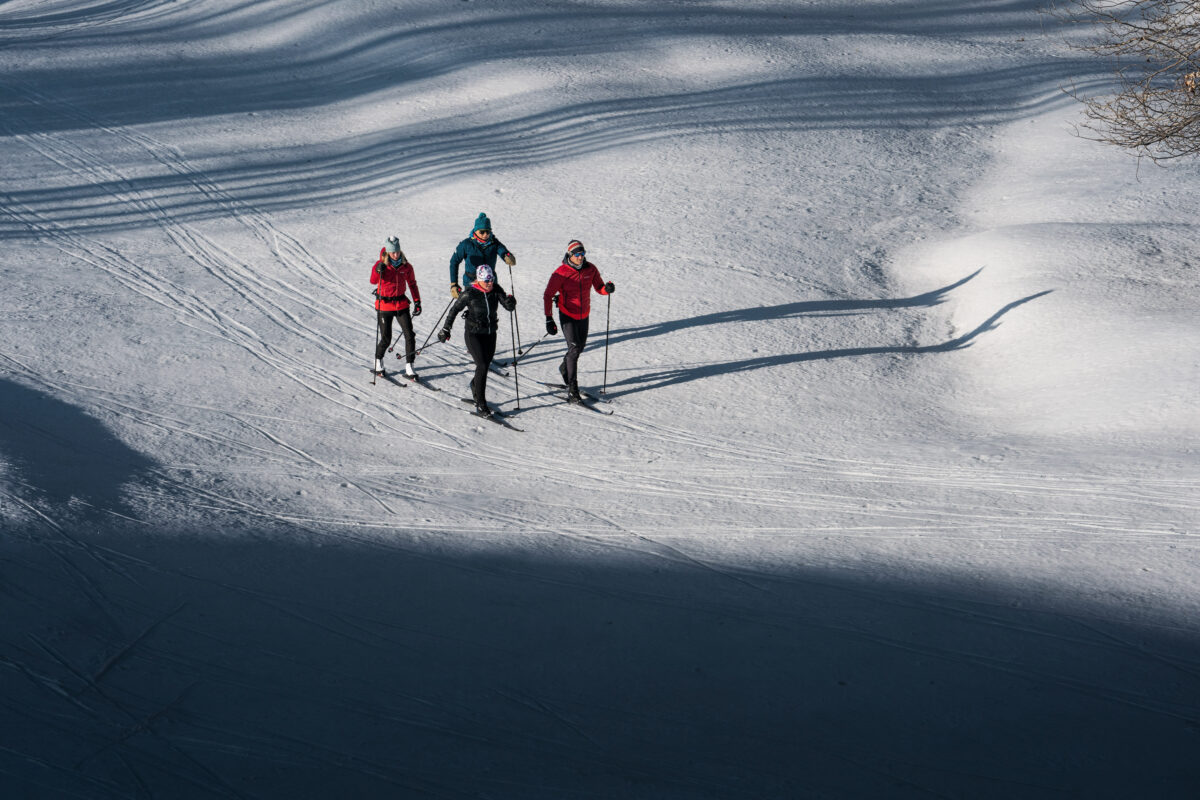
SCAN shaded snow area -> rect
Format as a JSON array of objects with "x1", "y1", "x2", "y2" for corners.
[{"x1": 2, "y1": 1, "x2": 1198, "y2": 797}]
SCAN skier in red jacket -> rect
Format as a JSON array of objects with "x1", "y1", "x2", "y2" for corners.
[
  {"x1": 371, "y1": 236, "x2": 422, "y2": 378},
  {"x1": 542, "y1": 240, "x2": 614, "y2": 403}
]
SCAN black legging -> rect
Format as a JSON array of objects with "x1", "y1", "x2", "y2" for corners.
[
  {"x1": 559, "y1": 313, "x2": 590, "y2": 387},
  {"x1": 464, "y1": 331, "x2": 497, "y2": 406},
  {"x1": 376, "y1": 309, "x2": 415, "y2": 362}
]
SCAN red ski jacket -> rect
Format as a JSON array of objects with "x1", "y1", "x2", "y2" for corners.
[
  {"x1": 371, "y1": 247, "x2": 421, "y2": 312},
  {"x1": 543, "y1": 261, "x2": 607, "y2": 320}
]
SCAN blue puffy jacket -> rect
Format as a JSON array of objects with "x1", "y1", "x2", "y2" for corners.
[{"x1": 450, "y1": 232, "x2": 512, "y2": 286}]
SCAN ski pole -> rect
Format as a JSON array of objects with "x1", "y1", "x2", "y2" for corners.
[
  {"x1": 416, "y1": 298, "x2": 454, "y2": 354},
  {"x1": 405, "y1": 340, "x2": 445, "y2": 359},
  {"x1": 514, "y1": 330, "x2": 553, "y2": 363},
  {"x1": 371, "y1": 309, "x2": 382, "y2": 385},
  {"x1": 602, "y1": 292, "x2": 611, "y2": 394},
  {"x1": 508, "y1": 306, "x2": 521, "y2": 411},
  {"x1": 506, "y1": 261, "x2": 523, "y2": 358}
]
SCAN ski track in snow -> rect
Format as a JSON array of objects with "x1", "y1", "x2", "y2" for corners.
[
  {"x1": 1, "y1": 80, "x2": 1193, "y2": 557},
  {"x1": 2, "y1": 5, "x2": 1198, "y2": 794}
]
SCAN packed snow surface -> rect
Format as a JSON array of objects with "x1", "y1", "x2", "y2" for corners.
[{"x1": 1, "y1": 1, "x2": 1197, "y2": 797}]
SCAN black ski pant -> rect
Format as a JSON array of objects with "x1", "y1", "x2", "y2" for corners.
[
  {"x1": 558, "y1": 313, "x2": 589, "y2": 388},
  {"x1": 464, "y1": 330, "x2": 497, "y2": 407},
  {"x1": 376, "y1": 309, "x2": 415, "y2": 362}
]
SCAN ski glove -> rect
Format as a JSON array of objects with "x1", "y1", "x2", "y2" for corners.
[
  {"x1": 545, "y1": 316, "x2": 558, "y2": 336},
  {"x1": 503, "y1": 253, "x2": 516, "y2": 267},
  {"x1": 412, "y1": 300, "x2": 422, "y2": 317},
  {"x1": 502, "y1": 295, "x2": 517, "y2": 312},
  {"x1": 604, "y1": 281, "x2": 615, "y2": 294},
  {"x1": 450, "y1": 283, "x2": 461, "y2": 299},
  {"x1": 437, "y1": 328, "x2": 451, "y2": 343}
]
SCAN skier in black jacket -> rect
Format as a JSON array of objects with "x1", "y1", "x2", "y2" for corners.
[{"x1": 438, "y1": 265, "x2": 516, "y2": 416}]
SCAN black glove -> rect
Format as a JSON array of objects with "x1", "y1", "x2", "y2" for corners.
[
  {"x1": 545, "y1": 316, "x2": 558, "y2": 336},
  {"x1": 604, "y1": 281, "x2": 615, "y2": 294},
  {"x1": 412, "y1": 300, "x2": 422, "y2": 317},
  {"x1": 502, "y1": 295, "x2": 516, "y2": 311},
  {"x1": 437, "y1": 328, "x2": 450, "y2": 343}
]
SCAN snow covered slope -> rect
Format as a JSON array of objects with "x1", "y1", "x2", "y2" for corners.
[{"x1": 1, "y1": 1, "x2": 1197, "y2": 797}]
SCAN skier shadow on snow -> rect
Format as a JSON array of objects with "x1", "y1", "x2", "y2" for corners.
[
  {"x1": 603, "y1": 269, "x2": 983, "y2": 349},
  {"x1": 0, "y1": 377, "x2": 154, "y2": 521},
  {"x1": 599, "y1": 272, "x2": 1051, "y2": 399}
]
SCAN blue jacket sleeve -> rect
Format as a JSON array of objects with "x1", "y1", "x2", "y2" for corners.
[{"x1": 449, "y1": 241, "x2": 466, "y2": 285}]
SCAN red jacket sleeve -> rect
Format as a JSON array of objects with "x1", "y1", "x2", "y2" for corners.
[
  {"x1": 591, "y1": 266, "x2": 606, "y2": 295},
  {"x1": 543, "y1": 271, "x2": 562, "y2": 317},
  {"x1": 404, "y1": 263, "x2": 420, "y2": 303}
]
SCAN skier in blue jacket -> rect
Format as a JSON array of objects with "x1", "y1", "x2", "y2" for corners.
[{"x1": 449, "y1": 212, "x2": 516, "y2": 298}]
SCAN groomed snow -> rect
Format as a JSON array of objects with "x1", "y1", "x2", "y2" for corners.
[{"x1": 1, "y1": 1, "x2": 1197, "y2": 797}]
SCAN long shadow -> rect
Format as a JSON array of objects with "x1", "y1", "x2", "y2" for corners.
[
  {"x1": 0, "y1": 0, "x2": 1079, "y2": 132},
  {"x1": 0, "y1": 1, "x2": 1108, "y2": 236},
  {"x1": 0, "y1": 0, "x2": 171, "y2": 30},
  {"x1": 602, "y1": 269, "x2": 982, "y2": 350},
  {"x1": 0, "y1": 63, "x2": 1104, "y2": 238},
  {"x1": 0, "y1": 376, "x2": 154, "y2": 519},
  {"x1": 602, "y1": 290, "x2": 1052, "y2": 398},
  {"x1": 2, "y1": 514, "x2": 1196, "y2": 798}
]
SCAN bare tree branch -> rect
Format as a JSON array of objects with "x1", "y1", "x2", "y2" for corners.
[{"x1": 1050, "y1": 1, "x2": 1200, "y2": 160}]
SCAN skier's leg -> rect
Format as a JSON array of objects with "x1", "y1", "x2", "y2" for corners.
[
  {"x1": 465, "y1": 333, "x2": 489, "y2": 408},
  {"x1": 479, "y1": 333, "x2": 497, "y2": 405},
  {"x1": 560, "y1": 314, "x2": 590, "y2": 388},
  {"x1": 375, "y1": 312, "x2": 394, "y2": 360},
  {"x1": 397, "y1": 308, "x2": 416, "y2": 363},
  {"x1": 482, "y1": 331, "x2": 497, "y2": 367}
]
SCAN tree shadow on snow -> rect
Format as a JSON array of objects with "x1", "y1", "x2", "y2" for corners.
[
  {"x1": 0, "y1": 1, "x2": 1109, "y2": 235},
  {"x1": 0, "y1": 362, "x2": 1195, "y2": 799},
  {"x1": 0, "y1": 376, "x2": 154, "y2": 521},
  {"x1": 0, "y1": 0, "x2": 1084, "y2": 133},
  {"x1": 1, "y1": 514, "x2": 1196, "y2": 799}
]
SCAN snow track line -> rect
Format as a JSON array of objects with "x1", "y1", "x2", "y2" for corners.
[
  {"x1": 495, "y1": 689, "x2": 603, "y2": 747},
  {"x1": 0, "y1": 86, "x2": 413, "y2": 427},
  {"x1": 87, "y1": 603, "x2": 189, "y2": 694},
  {"x1": 1, "y1": 492, "x2": 131, "y2": 635},
  {"x1": 22, "y1": 636, "x2": 242, "y2": 799},
  {"x1": 8, "y1": 342, "x2": 1190, "y2": 544},
  {"x1": 233, "y1": 416, "x2": 394, "y2": 514},
  {"x1": 4, "y1": 80, "x2": 363, "y2": 324},
  {"x1": 3, "y1": 84, "x2": 1193, "y2": 551}
]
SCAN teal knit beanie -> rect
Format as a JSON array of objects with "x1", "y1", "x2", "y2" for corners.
[{"x1": 473, "y1": 212, "x2": 492, "y2": 233}]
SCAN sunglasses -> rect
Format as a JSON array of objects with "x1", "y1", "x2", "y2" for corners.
[{"x1": 569, "y1": 250, "x2": 585, "y2": 258}]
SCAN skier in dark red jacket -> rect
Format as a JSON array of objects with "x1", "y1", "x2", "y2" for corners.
[
  {"x1": 371, "y1": 236, "x2": 422, "y2": 378},
  {"x1": 542, "y1": 239, "x2": 613, "y2": 403}
]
